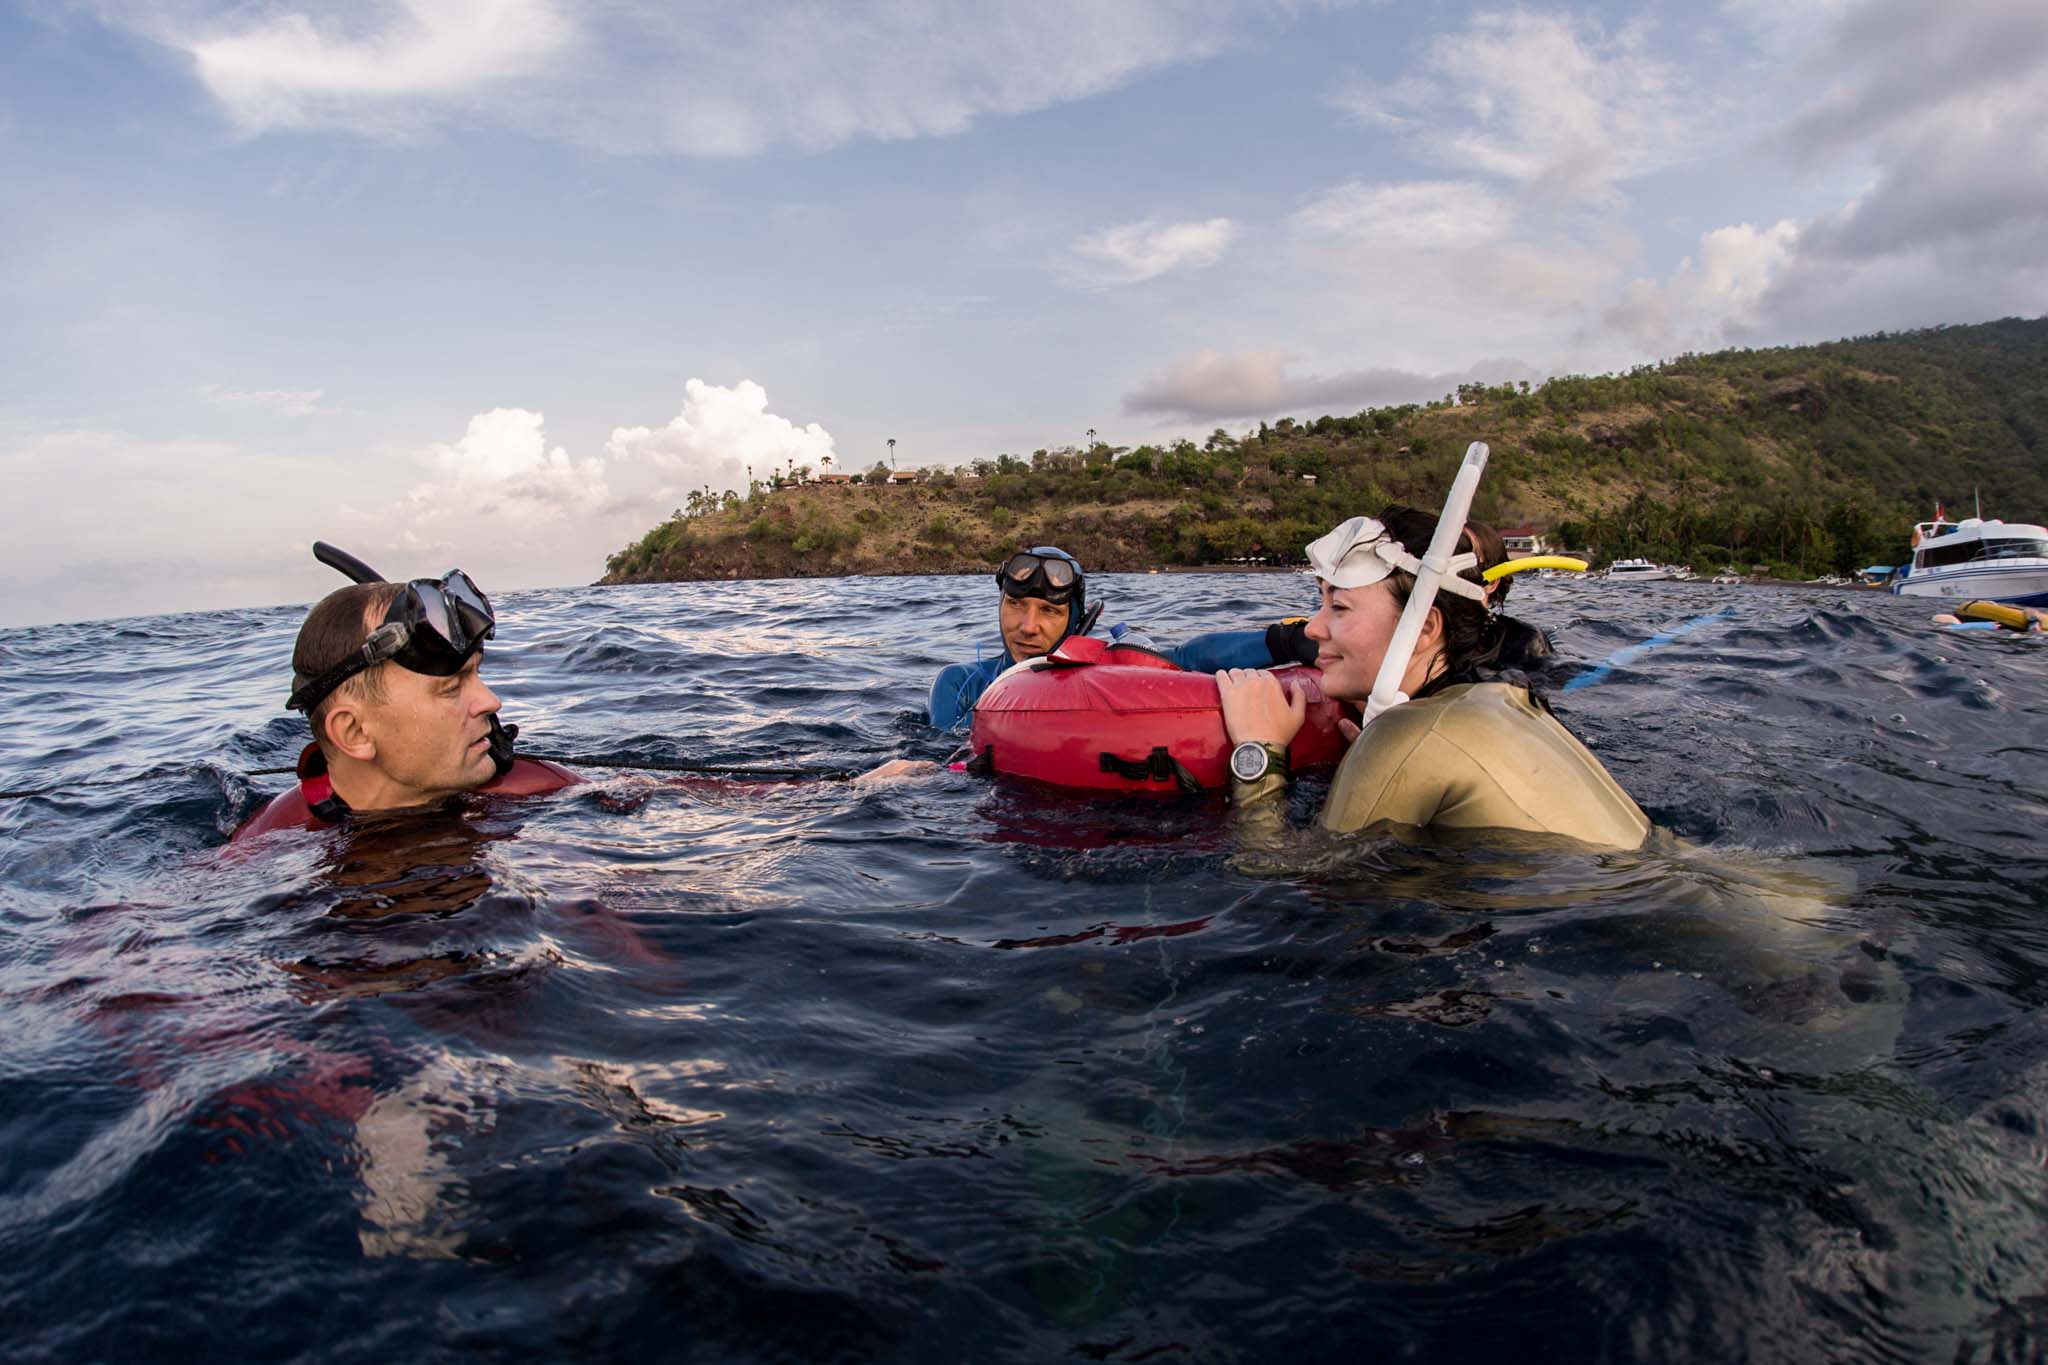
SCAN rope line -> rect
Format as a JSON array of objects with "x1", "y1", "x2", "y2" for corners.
[{"x1": 1, "y1": 750, "x2": 857, "y2": 799}]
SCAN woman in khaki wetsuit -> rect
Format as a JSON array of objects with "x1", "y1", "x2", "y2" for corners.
[{"x1": 1217, "y1": 506, "x2": 1649, "y2": 849}]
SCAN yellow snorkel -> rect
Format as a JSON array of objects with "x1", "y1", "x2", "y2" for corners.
[{"x1": 1483, "y1": 555, "x2": 1588, "y2": 582}]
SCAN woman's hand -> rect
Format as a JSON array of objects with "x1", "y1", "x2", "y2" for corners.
[{"x1": 1216, "y1": 668, "x2": 1306, "y2": 749}]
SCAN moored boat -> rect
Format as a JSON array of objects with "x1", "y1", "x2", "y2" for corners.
[
  {"x1": 1605, "y1": 558, "x2": 1674, "y2": 582},
  {"x1": 1890, "y1": 515, "x2": 2048, "y2": 606}
]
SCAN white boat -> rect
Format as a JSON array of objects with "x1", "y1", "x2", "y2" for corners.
[
  {"x1": 1889, "y1": 516, "x2": 2048, "y2": 606},
  {"x1": 1605, "y1": 558, "x2": 1674, "y2": 582}
]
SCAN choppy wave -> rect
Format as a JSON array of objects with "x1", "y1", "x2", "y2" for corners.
[{"x1": 4, "y1": 574, "x2": 2048, "y2": 1362}]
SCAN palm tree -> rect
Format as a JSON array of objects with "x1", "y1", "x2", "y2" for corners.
[{"x1": 887, "y1": 438, "x2": 897, "y2": 469}]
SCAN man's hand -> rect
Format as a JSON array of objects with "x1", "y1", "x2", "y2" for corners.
[
  {"x1": 1216, "y1": 668, "x2": 1306, "y2": 749},
  {"x1": 854, "y1": 758, "x2": 940, "y2": 786}
]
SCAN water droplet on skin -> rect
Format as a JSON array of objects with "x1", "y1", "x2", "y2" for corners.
[{"x1": 1493, "y1": 959, "x2": 1504, "y2": 968}]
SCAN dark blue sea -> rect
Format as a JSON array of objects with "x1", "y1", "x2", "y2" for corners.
[{"x1": 5, "y1": 573, "x2": 2048, "y2": 1363}]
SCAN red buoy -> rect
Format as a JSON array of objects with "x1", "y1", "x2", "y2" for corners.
[{"x1": 968, "y1": 640, "x2": 1349, "y2": 793}]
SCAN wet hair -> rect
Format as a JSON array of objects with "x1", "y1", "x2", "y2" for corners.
[
  {"x1": 1462, "y1": 519, "x2": 1512, "y2": 608},
  {"x1": 293, "y1": 582, "x2": 401, "y2": 755},
  {"x1": 1376, "y1": 504, "x2": 1509, "y2": 698}
]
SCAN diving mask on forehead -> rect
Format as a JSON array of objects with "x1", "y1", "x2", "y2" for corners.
[
  {"x1": 287, "y1": 570, "x2": 496, "y2": 713},
  {"x1": 1302, "y1": 516, "x2": 1487, "y2": 601},
  {"x1": 996, "y1": 547, "x2": 1083, "y2": 606}
]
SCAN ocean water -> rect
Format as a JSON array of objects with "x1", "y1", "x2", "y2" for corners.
[{"x1": 4, "y1": 572, "x2": 2047, "y2": 1363}]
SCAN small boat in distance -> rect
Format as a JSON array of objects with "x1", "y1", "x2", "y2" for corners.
[
  {"x1": 1890, "y1": 515, "x2": 2048, "y2": 606},
  {"x1": 1605, "y1": 558, "x2": 1674, "y2": 582}
]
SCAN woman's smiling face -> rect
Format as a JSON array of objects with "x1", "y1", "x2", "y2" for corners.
[{"x1": 1304, "y1": 578, "x2": 1448, "y2": 701}]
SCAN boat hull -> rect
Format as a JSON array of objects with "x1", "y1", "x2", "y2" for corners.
[{"x1": 1890, "y1": 563, "x2": 2048, "y2": 606}]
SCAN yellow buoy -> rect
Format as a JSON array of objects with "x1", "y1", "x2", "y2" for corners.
[{"x1": 1958, "y1": 600, "x2": 2032, "y2": 631}]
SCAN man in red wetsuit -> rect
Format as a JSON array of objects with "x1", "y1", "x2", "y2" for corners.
[{"x1": 236, "y1": 571, "x2": 577, "y2": 839}]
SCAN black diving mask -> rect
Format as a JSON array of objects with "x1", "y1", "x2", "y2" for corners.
[
  {"x1": 996, "y1": 548, "x2": 1082, "y2": 606},
  {"x1": 287, "y1": 570, "x2": 497, "y2": 714}
]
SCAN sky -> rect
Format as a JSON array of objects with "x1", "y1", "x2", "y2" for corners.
[{"x1": 2, "y1": 0, "x2": 2045, "y2": 627}]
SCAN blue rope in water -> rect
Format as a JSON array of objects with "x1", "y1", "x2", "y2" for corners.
[{"x1": 1561, "y1": 606, "x2": 1737, "y2": 691}]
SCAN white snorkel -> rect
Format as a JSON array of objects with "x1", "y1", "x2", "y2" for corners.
[{"x1": 1359, "y1": 441, "x2": 1491, "y2": 726}]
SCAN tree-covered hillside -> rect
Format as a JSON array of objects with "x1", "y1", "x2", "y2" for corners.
[{"x1": 603, "y1": 317, "x2": 2048, "y2": 584}]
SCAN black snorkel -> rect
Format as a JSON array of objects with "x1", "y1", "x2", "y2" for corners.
[{"x1": 307, "y1": 541, "x2": 519, "y2": 779}]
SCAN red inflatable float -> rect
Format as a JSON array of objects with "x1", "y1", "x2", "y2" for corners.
[{"x1": 967, "y1": 635, "x2": 1351, "y2": 793}]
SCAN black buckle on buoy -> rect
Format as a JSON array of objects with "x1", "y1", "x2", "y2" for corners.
[{"x1": 1098, "y1": 746, "x2": 1201, "y2": 795}]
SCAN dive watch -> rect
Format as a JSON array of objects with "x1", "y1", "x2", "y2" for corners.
[{"x1": 1229, "y1": 740, "x2": 1287, "y2": 783}]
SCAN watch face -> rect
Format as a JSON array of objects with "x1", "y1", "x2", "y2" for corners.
[{"x1": 1230, "y1": 741, "x2": 1270, "y2": 781}]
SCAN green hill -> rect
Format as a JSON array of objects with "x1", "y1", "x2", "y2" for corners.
[{"x1": 601, "y1": 316, "x2": 2048, "y2": 584}]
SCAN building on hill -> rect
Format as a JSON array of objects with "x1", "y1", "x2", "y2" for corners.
[
  {"x1": 814, "y1": 472, "x2": 855, "y2": 487},
  {"x1": 1500, "y1": 525, "x2": 1548, "y2": 555},
  {"x1": 887, "y1": 469, "x2": 919, "y2": 485}
]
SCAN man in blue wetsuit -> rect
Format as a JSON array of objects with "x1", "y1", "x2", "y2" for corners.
[{"x1": 925, "y1": 546, "x2": 1311, "y2": 731}]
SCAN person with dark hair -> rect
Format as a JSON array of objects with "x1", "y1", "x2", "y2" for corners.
[
  {"x1": 925, "y1": 545, "x2": 1310, "y2": 731},
  {"x1": 1215, "y1": 506, "x2": 1647, "y2": 847},
  {"x1": 234, "y1": 569, "x2": 578, "y2": 839}
]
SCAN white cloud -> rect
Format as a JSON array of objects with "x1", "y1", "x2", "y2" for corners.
[
  {"x1": 1123, "y1": 347, "x2": 1541, "y2": 421},
  {"x1": 1063, "y1": 216, "x2": 1239, "y2": 287},
  {"x1": 114, "y1": 0, "x2": 1316, "y2": 155},
  {"x1": 1293, "y1": 180, "x2": 1511, "y2": 250},
  {"x1": 1698, "y1": 0, "x2": 2048, "y2": 342},
  {"x1": 607, "y1": 378, "x2": 835, "y2": 488},
  {"x1": 1606, "y1": 220, "x2": 1801, "y2": 354},
  {"x1": 1335, "y1": 10, "x2": 1692, "y2": 205},
  {"x1": 180, "y1": 0, "x2": 574, "y2": 137},
  {"x1": 405, "y1": 408, "x2": 608, "y2": 524}
]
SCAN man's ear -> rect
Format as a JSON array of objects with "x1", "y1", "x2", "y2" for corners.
[{"x1": 322, "y1": 696, "x2": 378, "y2": 762}]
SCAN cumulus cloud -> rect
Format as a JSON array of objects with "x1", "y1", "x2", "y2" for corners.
[
  {"x1": 1333, "y1": 9, "x2": 1692, "y2": 205},
  {"x1": 606, "y1": 378, "x2": 835, "y2": 488},
  {"x1": 1123, "y1": 347, "x2": 1541, "y2": 421},
  {"x1": 1606, "y1": 220, "x2": 1800, "y2": 354},
  {"x1": 406, "y1": 407, "x2": 608, "y2": 523},
  {"x1": 112, "y1": 0, "x2": 1313, "y2": 155},
  {"x1": 1063, "y1": 217, "x2": 1239, "y2": 287}
]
